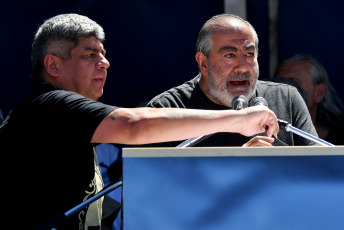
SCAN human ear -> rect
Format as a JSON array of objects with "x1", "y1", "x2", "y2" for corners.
[
  {"x1": 44, "y1": 54, "x2": 61, "y2": 77},
  {"x1": 195, "y1": 51, "x2": 209, "y2": 76},
  {"x1": 315, "y1": 83, "x2": 326, "y2": 103}
]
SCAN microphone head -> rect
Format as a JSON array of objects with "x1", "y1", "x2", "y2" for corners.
[
  {"x1": 231, "y1": 95, "x2": 248, "y2": 110},
  {"x1": 249, "y1": 97, "x2": 268, "y2": 107}
]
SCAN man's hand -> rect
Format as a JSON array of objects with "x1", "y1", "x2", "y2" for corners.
[
  {"x1": 238, "y1": 105, "x2": 279, "y2": 138},
  {"x1": 242, "y1": 136, "x2": 275, "y2": 147}
]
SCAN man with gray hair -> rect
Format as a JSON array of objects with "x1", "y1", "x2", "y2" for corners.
[
  {"x1": 275, "y1": 53, "x2": 344, "y2": 144},
  {"x1": 144, "y1": 14, "x2": 318, "y2": 147},
  {"x1": 0, "y1": 13, "x2": 279, "y2": 229}
]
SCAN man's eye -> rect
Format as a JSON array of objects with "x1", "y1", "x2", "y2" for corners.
[
  {"x1": 246, "y1": 52, "x2": 255, "y2": 57},
  {"x1": 225, "y1": 53, "x2": 235, "y2": 58},
  {"x1": 86, "y1": 53, "x2": 96, "y2": 57}
]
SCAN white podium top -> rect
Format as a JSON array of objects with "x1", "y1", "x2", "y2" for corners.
[{"x1": 123, "y1": 146, "x2": 344, "y2": 158}]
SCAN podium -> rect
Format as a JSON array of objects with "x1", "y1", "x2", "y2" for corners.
[{"x1": 122, "y1": 146, "x2": 344, "y2": 230}]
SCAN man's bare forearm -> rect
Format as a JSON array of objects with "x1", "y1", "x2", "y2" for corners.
[{"x1": 91, "y1": 106, "x2": 278, "y2": 144}]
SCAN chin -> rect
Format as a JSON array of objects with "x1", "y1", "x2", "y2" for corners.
[
  {"x1": 94, "y1": 89, "x2": 104, "y2": 100},
  {"x1": 94, "y1": 94, "x2": 103, "y2": 101},
  {"x1": 88, "y1": 93, "x2": 102, "y2": 101}
]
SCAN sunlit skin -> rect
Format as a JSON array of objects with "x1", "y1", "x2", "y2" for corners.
[
  {"x1": 45, "y1": 36, "x2": 110, "y2": 101},
  {"x1": 197, "y1": 20, "x2": 259, "y2": 107}
]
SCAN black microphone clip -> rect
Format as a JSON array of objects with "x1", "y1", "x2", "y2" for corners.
[{"x1": 277, "y1": 119, "x2": 289, "y2": 130}]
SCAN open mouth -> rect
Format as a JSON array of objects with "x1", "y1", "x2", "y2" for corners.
[{"x1": 228, "y1": 80, "x2": 248, "y2": 87}]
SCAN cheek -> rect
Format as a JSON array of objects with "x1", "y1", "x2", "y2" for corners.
[
  {"x1": 67, "y1": 64, "x2": 83, "y2": 77},
  {"x1": 73, "y1": 70, "x2": 89, "y2": 86},
  {"x1": 251, "y1": 61, "x2": 259, "y2": 73},
  {"x1": 216, "y1": 63, "x2": 234, "y2": 77},
  {"x1": 216, "y1": 65, "x2": 226, "y2": 75}
]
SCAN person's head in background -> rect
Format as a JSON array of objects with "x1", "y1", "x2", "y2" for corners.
[
  {"x1": 269, "y1": 76, "x2": 308, "y2": 106},
  {"x1": 195, "y1": 14, "x2": 259, "y2": 107},
  {"x1": 274, "y1": 53, "x2": 344, "y2": 128}
]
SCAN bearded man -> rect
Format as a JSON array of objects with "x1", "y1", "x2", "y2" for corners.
[{"x1": 143, "y1": 14, "x2": 317, "y2": 147}]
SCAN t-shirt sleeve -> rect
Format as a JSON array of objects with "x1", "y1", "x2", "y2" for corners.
[{"x1": 35, "y1": 90, "x2": 118, "y2": 143}]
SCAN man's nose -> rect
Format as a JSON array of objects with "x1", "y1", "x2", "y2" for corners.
[
  {"x1": 234, "y1": 54, "x2": 249, "y2": 73},
  {"x1": 97, "y1": 55, "x2": 110, "y2": 69}
]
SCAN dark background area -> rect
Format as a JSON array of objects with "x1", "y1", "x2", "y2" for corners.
[{"x1": 1, "y1": 0, "x2": 343, "y2": 118}]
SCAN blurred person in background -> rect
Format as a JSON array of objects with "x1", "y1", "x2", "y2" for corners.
[{"x1": 274, "y1": 53, "x2": 344, "y2": 145}]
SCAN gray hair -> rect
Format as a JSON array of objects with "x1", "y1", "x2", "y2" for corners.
[
  {"x1": 31, "y1": 13, "x2": 105, "y2": 83},
  {"x1": 196, "y1": 14, "x2": 259, "y2": 58},
  {"x1": 278, "y1": 53, "x2": 344, "y2": 125}
]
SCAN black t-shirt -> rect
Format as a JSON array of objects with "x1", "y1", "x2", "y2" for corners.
[
  {"x1": 1, "y1": 85, "x2": 117, "y2": 229},
  {"x1": 144, "y1": 75, "x2": 318, "y2": 147}
]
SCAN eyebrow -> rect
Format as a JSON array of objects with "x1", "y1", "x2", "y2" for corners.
[
  {"x1": 218, "y1": 44, "x2": 256, "y2": 53},
  {"x1": 84, "y1": 46, "x2": 106, "y2": 55}
]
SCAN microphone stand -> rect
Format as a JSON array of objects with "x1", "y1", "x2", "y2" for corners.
[
  {"x1": 176, "y1": 134, "x2": 212, "y2": 148},
  {"x1": 277, "y1": 119, "x2": 335, "y2": 146},
  {"x1": 176, "y1": 96, "x2": 335, "y2": 147},
  {"x1": 37, "y1": 181, "x2": 123, "y2": 230}
]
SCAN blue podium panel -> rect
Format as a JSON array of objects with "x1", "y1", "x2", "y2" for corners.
[{"x1": 122, "y1": 147, "x2": 344, "y2": 230}]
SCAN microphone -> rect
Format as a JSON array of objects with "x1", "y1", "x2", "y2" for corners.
[
  {"x1": 231, "y1": 95, "x2": 248, "y2": 110},
  {"x1": 249, "y1": 97, "x2": 268, "y2": 107}
]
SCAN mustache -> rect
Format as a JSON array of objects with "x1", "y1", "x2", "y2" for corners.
[{"x1": 227, "y1": 72, "x2": 251, "y2": 81}]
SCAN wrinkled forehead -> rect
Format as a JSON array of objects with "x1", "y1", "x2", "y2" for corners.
[
  {"x1": 212, "y1": 19, "x2": 256, "y2": 44},
  {"x1": 212, "y1": 26, "x2": 256, "y2": 50}
]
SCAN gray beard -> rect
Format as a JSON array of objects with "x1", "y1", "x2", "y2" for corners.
[{"x1": 207, "y1": 66, "x2": 258, "y2": 107}]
